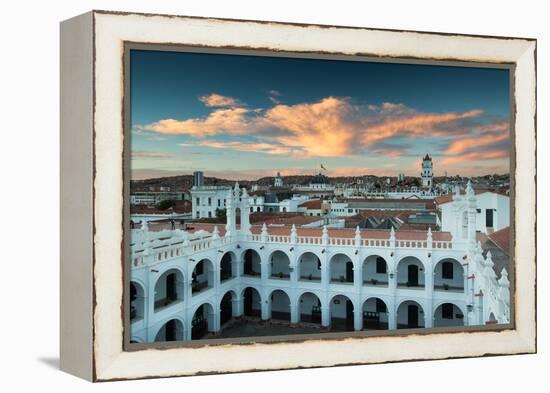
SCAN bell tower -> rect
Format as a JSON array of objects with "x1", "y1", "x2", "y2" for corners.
[{"x1": 421, "y1": 154, "x2": 433, "y2": 188}]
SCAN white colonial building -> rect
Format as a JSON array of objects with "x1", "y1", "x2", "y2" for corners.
[
  {"x1": 437, "y1": 188, "x2": 510, "y2": 235},
  {"x1": 190, "y1": 185, "x2": 231, "y2": 219},
  {"x1": 130, "y1": 182, "x2": 510, "y2": 343}
]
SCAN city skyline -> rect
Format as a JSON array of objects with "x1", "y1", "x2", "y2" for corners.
[{"x1": 130, "y1": 49, "x2": 511, "y2": 180}]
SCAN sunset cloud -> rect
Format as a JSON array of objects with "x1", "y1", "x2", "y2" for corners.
[
  {"x1": 144, "y1": 94, "x2": 509, "y2": 165},
  {"x1": 198, "y1": 93, "x2": 242, "y2": 107}
]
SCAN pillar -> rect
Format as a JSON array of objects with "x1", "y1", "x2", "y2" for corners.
[
  {"x1": 290, "y1": 300, "x2": 299, "y2": 324},
  {"x1": 321, "y1": 305, "x2": 330, "y2": 327},
  {"x1": 233, "y1": 295, "x2": 243, "y2": 317},
  {"x1": 387, "y1": 298, "x2": 397, "y2": 330},
  {"x1": 354, "y1": 302, "x2": 363, "y2": 331}
]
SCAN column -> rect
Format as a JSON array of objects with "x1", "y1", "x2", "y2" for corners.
[
  {"x1": 321, "y1": 305, "x2": 330, "y2": 327},
  {"x1": 290, "y1": 299, "x2": 299, "y2": 324},
  {"x1": 387, "y1": 298, "x2": 397, "y2": 330},
  {"x1": 233, "y1": 295, "x2": 243, "y2": 317},
  {"x1": 424, "y1": 259, "x2": 434, "y2": 328},
  {"x1": 354, "y1": 302, "x2": 363, "y2": 331}
]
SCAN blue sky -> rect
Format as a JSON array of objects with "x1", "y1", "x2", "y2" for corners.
[{"x1": 130, "y1": 49, "x2": 510, "y2": 180}]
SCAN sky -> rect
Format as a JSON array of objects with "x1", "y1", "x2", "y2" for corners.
[{"x1": 130, "y1": 49, "x2": 511, "y2": 180}]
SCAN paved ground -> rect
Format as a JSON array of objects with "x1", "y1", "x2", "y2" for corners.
[{"x1": 212, "y1": 318, "x2": 327, "y2": 339}]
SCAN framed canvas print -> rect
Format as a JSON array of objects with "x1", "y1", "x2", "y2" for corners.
[{"x1": 60, "y1": 10, "x2": 537, "y2": 381}]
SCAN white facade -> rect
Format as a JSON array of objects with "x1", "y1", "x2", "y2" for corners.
[
  {"x1": 439, "y1": 189, "x2": 510, "y2": 235},
  {"x1": 421, "y1": 154, "x2": 433, "y2": 188},
  {"x1": 190, "y1": 186, "x2": 231, "y2": 219},
  {"x1": 130, "y1": 182, "x2": 510, "y2": 343}
]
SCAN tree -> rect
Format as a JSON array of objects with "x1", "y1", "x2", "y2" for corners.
[
  {"x1": 156, "y1": 199, "x2": 175, "y2": 211},
  {"x1": 215, "y1": 208, "x2": 227, "y2": 220}
]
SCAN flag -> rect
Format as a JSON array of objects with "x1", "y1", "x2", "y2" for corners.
[{"x1": 320, "y1": 164, "x2": 326, "y2": 171}]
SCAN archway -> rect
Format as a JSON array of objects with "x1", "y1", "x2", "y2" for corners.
[
  {"x1": 434, "y1": 258, "x2": 464, "y2": 292},
  {"x1": 434, "y1": 303, "x2": 465, "y2": 327},
  {"x1": 130, "y1": 281, "x2": 145, "y2": 321},
  {"x1": 330, "y1": 294, "x2": 354, "y2": 331},
  {"x1": 192, "y1": 259, "x2": 214, "y2": 295},
  {"x1": 192, "y1": 303, "x2": 215, "y2": 340},
  {"x1": 298, "y1": 292, "x2": 322, "y2": 324},
  {"x1": 153, "y1": 268, "x2": 184, "y2": 311},
  {"x1": 363, "y1": 255, "x2": 389, "y2": 287},
  {"x1": 396, "y1": 256, "x2": 425, "y2": 288},
  {"x1": 220, "y1": 290, "x2": 237, "y2": 327},
  {"x1": 270, "y1": 250, "x2": 291, "y2": 280},
  {"x1": 154, "y1": 319, "x2": 184, "y2": 342},
  {"x1": 220, "y1": 251, "x2": 237, "y2": 282},
  {"x1": 362, "y1": 297, "x2": 388, "y2": 330},
  {"x1": 242, "y1": 287, "x2": 262, "y2": 317},
  {"x1": 243, "y1": 249, "x2": 261, "y2": 277},
  {"x1": 269, "y1": 289, "x2": 291, "y2": 321},
  {"x1": 329, "y1": 253, "x2": 354, "y2": 284},
  {"x1": 397, "y1": 300, "x2": 425, "y2": 329},
  {"x1": 298, "y1": 252, "x2": 321, "y2": 281}
]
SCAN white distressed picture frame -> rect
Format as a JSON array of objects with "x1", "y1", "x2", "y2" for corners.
[{"x1": 60, "y1": 10, "x2": 536, "y2": 381}]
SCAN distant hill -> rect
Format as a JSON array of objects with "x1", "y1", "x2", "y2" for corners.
[{"x1": 130, "y1": 172, "x2": 509, "y2": 192}]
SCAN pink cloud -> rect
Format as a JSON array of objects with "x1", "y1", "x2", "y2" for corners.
[{"x1": 199, "y1": 93, "x2": 242, "y2": 107}]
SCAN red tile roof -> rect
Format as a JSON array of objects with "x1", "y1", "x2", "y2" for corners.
[
  {"x1": 488, "y1": 226, "x2": 511, "y2": 254},
  {"x1": 299, "y1": 200, "x2": 323, "y2": 209}
]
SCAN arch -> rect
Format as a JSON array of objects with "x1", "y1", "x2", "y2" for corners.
[
  {"x1": 396, "y1": 300, "x2": 425, "y2": 329},
  {"x1": 242, "y1": 286, "x2": 262, "y2": 317},
  {"x1": 242, "y1": 249, "x2": 261, "y2": 277},
  {"x1": 191, "y1": 302, "x2": 215, "y2": 340},
  {"x1": 298, "y1": 291, "x2": 322, "y2": 324},
  {"x1": 434, "y1": 258, "x2": 464, "y2": 292},
  {"x1": 433, "y1": 302, "x2": 465, "y2": 327},
  {"x1": 153, "y1": 268, "x2": 184, "y2": 311},
  {"x1": 362, "y1": 297, "x2": 389, "y2": 330},
  {"x1": 298, "y1": 251, "x2": 321, "y2": 281},
  {"x1": 396, "y1": 256, "x2": 425, "y2": 288},
  {"x1": 130, "y1": 280, "x2": 145, "y2": 321},
  {"x1": 219, "y1": 290, "x2": 237, "y2": 327},
  {"x1": 154, "y1": 318, "x2": 184, "y2": 342},
  {"x1": 220, "y1": 251, "x2": 237, "y2": 282},
  {"x1": 192, "y1": 258, "x2": 215, "y2": 295},
  {"x1": 269, "y1": 250, "x2": 291, "y2": 280},
  {"x1": 487, "y1": 311, "x2": 498, "y2": 324},
  {"x1": 269, "y1": 289, "x2": 291, "y2": 321},
  {"x1": 329, "y1": 294, "x2": 354, "y2": 331},
  {"x1": 362, "y1": 255, "x2": 389, "y2": 287},
  {"x1": 329, "y1": 253, "x2": 354, "y2": 284}
]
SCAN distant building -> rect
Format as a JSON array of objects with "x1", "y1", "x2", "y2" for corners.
[
  {"x1": 193, "y1": 171, "x2": 204, "y2": 187},
  {"x1": 190, "y1": 185, "x2": 231, "y2": 219},
  {"x1": 130, "y1": 191, "x2": 185, "y2": 206},
  {"x1": 274, "y1": 172, "x2": 284, "y2": 187},
  {"x1": 421, "y1": 154, "x2": 433, "y2": 188},
  {"x1": 398, "y1": 173, "x2": 405, "y2": 182}
]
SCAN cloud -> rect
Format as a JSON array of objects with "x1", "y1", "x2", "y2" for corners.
[
  {"x1": 199, "y1": 93, "x2": 242, "y2": 107},
  {"x1": 131, "y1": 151, "x2": 173, "y2": 159},
  {"x1": 147, "y1": 107, "x2": 259, "y2": 136},
  {"x1": 145, "y1": 95, "x2": 508, "y2": 165},
  {"x1": 182, "y1": 140, "x2": 299, "y2": 156}
]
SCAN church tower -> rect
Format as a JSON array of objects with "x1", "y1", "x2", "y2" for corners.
[
  {"x1": 421, "y1": 154, "x2": 433, "y2": 188},
  {"x1": 274, "y1": 172, "x2": 283, "y2": 187}
]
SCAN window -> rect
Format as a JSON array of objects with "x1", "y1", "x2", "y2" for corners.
[
  {"x1": 442, "y1": 261, "x2": 454, "y2": 279},
  {"x1": 250, "y1": 207, "x2": 253, "y2": 212},
  {"x1": 486, "y1": 208, "x2": 494, "y2": 227},
  {"x1": 207, "y1": 197, "x2": 212, "y2": 206},
  {"x1": 376, "y1": 298, "x2": 386, "y2": 313},
  {"x1": 442, "y1": 303, "x2": 453, "y2": 319},
  {"x1": 376, "y1": 257, "x2": 387, "y2": 274},
  {"x1": 476, "y1": 208, "x2": 481, "y2": 213},
  {"x1": 196, "y1": 197, "x2": 200, "y2": 205},
  {"x1": 195, "y1": 211, "x2": 200, "y2": 218},
  {"x1": 208, "y1": 211, "x2": 212, "y2": 218},
  {"x1": 218, "y1": 199, "x2": 221, "y2": 207}
]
